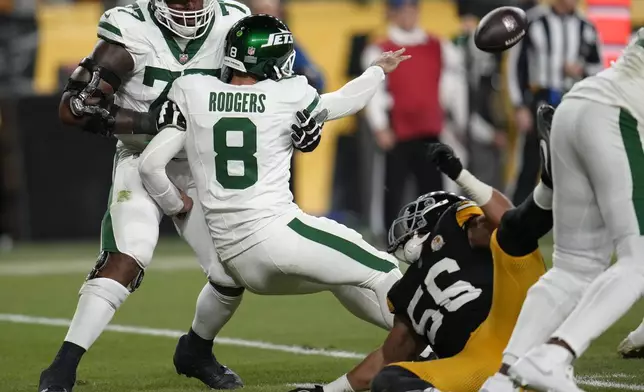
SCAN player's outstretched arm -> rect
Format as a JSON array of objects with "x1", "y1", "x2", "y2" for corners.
[
  {"x1": 138, "y1": 100, "x2": 190, "y2": 217},
  {"x1": 318, "y1": 49, "x2": 411, "y2": 121},
  {"x1": 60, "y1": 39, "x2": 155, "y2": 137},
  {"x1": 428, "y1": 142, "x2": 512, "y2": 228},
  {"x1": 495, "y1": 106, "x2": 554, "y2": 255},
  {"x1": 314, "y1": 315, "x2": 423, "y2": 392}
]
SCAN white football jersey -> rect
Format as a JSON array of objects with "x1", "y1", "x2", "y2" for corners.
[
  {"x1": 565, "y1": 28, "x2": 644, "y2": 124},
  {"x1": 97, "y1": 0, "x2": 249, "y2": 153},
  {"x1": 167, "y1": 73, "x2": 321, "y2": 259}
]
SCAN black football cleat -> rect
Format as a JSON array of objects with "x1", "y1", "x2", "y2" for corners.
[
  {"x1": 38, "y1": 367, "x2": 75, "y2": 392},
  {"x1": 536, "y1": 104, "x2": 555, "y2": 189},
  {"x1": 173, "y1": 334, "x2": 243, "y2": 389}
]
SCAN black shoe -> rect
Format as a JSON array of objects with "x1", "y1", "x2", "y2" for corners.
[
  {"x1": 173, "y1": 334, "x2": 243, "y2": 389},
  {"x1": 38, "y1": 367, "x2": 75, "y2": 392},
  {"x1": 536, "y1": 104, "x2": 555, "y2": 189}
]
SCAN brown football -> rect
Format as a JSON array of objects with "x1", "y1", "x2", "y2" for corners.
[{"x1": 474, "y1": 6, "x2": 528, "y2": 53}]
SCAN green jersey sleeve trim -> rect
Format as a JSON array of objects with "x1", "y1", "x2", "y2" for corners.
[
  {"x1": 98, "y1": 20, "x2": 122, "y2": 37},
  {"x1": 97, "y1": 34, "x2": 126, "y2": 48},
  {"x1": 219, "y1": 1, "x2": 250, "y2": 15},
  {"x1": 305, "y1": 94, "x2": 321, "y2": 113}
]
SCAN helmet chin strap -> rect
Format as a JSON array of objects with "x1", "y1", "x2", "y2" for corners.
[
  {"x1": 395, "y1": 232, "x2": 431, "y2": 264},
  {"x1": 170, "y1": 21, "x2": 200, "y2": 38}
]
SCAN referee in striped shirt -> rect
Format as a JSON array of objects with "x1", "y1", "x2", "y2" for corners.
[{"x1": 507, "y1": 0, "x2": 603, "y2": 204}]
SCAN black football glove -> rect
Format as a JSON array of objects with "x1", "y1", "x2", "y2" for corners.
[
  {"x1": 536, "y1": 104, "x2": 554, "y2": 189},
  {"x1": 291, "y1": 109, "x2": 324, "y2": 153},
  {"x1": 427, "y1": 142, "x2": 463, "y2": 181},
  {"x1": 288, "y1": 386, "x2": 324, "y2": 392},
  {"x1": 69, "y1": 69, "x2": 117, "y2": 137}
]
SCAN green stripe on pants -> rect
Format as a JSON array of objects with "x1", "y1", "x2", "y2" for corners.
[
  {"x1": 618, "y1": 108, "x2": 644, "y2": 234},
  {"x1": 100, "y1": 188, "x2": 118, "y2": 252},
  {"x1": 287, "y1": 218, "x2": 396, "y2": 273}
]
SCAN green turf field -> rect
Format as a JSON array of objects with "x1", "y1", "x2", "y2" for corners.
[{"x1": 1, "y1": 237, "x2": 643, "y2": 392}]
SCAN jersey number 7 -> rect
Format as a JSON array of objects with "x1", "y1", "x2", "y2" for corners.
[{"x1": 407, "y1": 257, "x2": 482, "y2": 344}]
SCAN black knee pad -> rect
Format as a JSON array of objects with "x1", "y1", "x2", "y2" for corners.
[
  {"x1": 87, "y1": 251, "x2": 110, "y2": 281},
  {"x1": 210, "y1": 281, "x2": 245, "y2": 297},
  {"x1": 372, "y1": 366, "x2": 434, "y2": 392},
  {"x1": 87, "y1": 252, "x2": 144, "y2": 293}
]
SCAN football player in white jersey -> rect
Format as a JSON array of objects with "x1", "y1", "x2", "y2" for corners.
[
  {"x1": 38, "y1": 1, "x2": 270, "y2": 391},
  {"x1": 480, "y1": 29, "x2": 644, "y2": 392},
  {"x1": 138, "y1": 14, "x2": 410, "y2": 367}
]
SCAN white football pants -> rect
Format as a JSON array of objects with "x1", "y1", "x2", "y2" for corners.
[
  {"x1": 506, "y1": 97, "x2": 644, "y2": 360},
  {"x1": 224, "y1": 210, "x2": 402, "y2": 329},
  {"x1": 101, "y1": 151, "x2": 238, "y2": 287}
]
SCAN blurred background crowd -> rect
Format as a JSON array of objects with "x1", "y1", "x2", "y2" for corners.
[{"x1": 0, "y1": 0, "x2": 638, "y2": 251}]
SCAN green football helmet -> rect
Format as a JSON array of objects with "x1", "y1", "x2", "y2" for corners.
[{"x1": 221, "y1": 14, "x2": 296, "y2": 83}]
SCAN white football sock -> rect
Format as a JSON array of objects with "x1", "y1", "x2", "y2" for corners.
[
  {"x1": 554, "y1": 260, "x2": 644, "y2": 357},
  {"x1": 503, "y1": 266, "x2": 589, "y2": 360},
  {"x1": 191, "y1": 282, "x2": 243, "y2": 340},
  {"x1": 64, "y1": 278, "x2": 129, "y2": 350}
]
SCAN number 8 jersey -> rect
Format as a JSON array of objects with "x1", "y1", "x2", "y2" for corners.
[
  {"x1": 387, "y1": 202, "x2": 494, "y2": 359},
  {"x1": 165, "y1": 69, "x2": 375, "y2": 260}
]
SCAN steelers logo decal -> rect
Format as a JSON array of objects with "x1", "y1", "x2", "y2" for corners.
[{"x1": 431, "y1": 235, "x2": 445, "y2": 252}]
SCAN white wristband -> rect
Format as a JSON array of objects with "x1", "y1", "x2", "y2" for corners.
[
  {"x1": 533, "y1": 182, "x2": 553, "y2": 210},
  {"x1": 455, "y1": 170, "x2": 493, "y2": 206},
  {"x1": 323, "y1": 374, "x2": 354, "y2": 392}
]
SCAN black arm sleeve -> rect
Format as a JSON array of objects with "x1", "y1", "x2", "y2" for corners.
[
  {"x1": 496, "y1": 191, "x2": 553, "y2": 257},
  {"x1": 582, "y1": 22, "x2": 603, "y2": 77}
]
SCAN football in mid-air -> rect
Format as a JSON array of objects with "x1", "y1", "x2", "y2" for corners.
[{"x1": 474, "y1": 6, "x2": 528, "y2": 53}]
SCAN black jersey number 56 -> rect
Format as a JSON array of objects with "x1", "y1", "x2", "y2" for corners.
[{"x1": 407, "y1": 257, "x2": 482, "y2": 344}]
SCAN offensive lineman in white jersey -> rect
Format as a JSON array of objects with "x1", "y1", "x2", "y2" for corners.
[
  {"x1": 480, "y1": 29, "x2": 644, "y2": 392},
  {"x1": 138, "y1": 15, "x2": 410, "y2": 368},
  {"x1": 38, "y1": 1, "x2": 273, "y2": 391}
]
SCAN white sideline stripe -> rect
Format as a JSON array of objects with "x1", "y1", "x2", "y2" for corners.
[
  {"x1": 1, "y1": 314, "x2": 643, "y2": 390},
  {"x1": 0, "y1": 258, "x2": 199, "y2": 276},
  {"x1": 0, "y1": 314, "x2": 363, "y2": 359},
  {"x1": 577, "y1": 378, "x2": 644, "y2": 391}
]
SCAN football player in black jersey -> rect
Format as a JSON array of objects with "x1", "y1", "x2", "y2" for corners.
[{"x1": 288, "y1": 106, "x2": 555, "y2": 392}]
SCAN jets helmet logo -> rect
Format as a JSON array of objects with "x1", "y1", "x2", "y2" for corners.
[{"x1": 261, "y1": 29, "x2": 293, "y2": 47}]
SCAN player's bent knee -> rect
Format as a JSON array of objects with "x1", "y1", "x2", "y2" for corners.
[
  {"x1": 79, "y1": 277, "x2": 130, "y2": 310},
  {"x1": 373, "y1": 269, "x2": 403, "y2": 329},
  {"x1": 90, "y1": 252, "x2": 145, "y2": 292},
  {"x1": 372, "y1": 366, "x2": 434, "y2": 392},
  {"x1": 209, "y1": 281, "x2": 245, "y2": 297}
]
